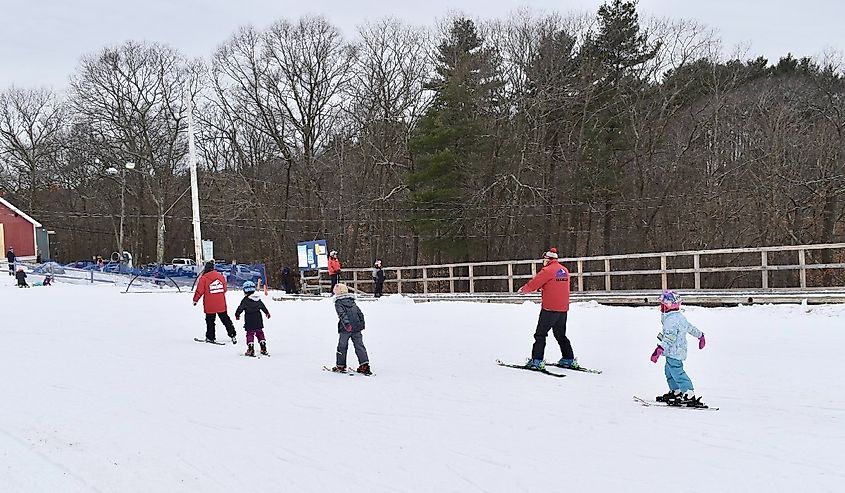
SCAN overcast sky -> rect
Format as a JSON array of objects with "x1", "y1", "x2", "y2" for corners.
[{"x1": 1, "y1": 0, "x2": 843, "y2": 90}]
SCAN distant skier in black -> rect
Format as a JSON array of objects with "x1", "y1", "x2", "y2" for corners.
[
  {"x1": 280, "y1": 266, "x2": 299, "y2": 294},
  {"x1": 15, "y1": 267, "x2": 28, "y2": 288},
  {"x1": 6, "y1": 246, "x2": 15, "y2": 276},
  {"x1": 330, "y1": 283, "x2": 371, "y2": 375},
  {"x1": 372, "y1": 259, "x2": 385, "y2": 298}
]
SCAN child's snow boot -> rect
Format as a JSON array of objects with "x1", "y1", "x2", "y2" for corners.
[
  {"x1": 526, "y1": 358, "x2": 545, "y2": 370},
  {"x1": 231, "y1": 335, "x2": 238, "y2": 345},
  {"x1": 245, "y1": 343, "x2": 255, "y2": 357},
  {"x1": 331, "y1": 365, "x2": 347, "y2": 373},
  {"x1": 356, "y1": 363, "x2": 372, "y2": 375},
  {"x1": 259, "y1": 340, "x2": 268, "y2": 355}
]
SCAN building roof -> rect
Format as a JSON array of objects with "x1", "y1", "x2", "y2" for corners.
[{"x1": 0, "y1": 196, "x2": 42, "y2": 228}]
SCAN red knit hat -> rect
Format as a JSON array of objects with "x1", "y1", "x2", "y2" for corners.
[{"x1": 544, "y1": 247, "x2": 558, "y2": 259}]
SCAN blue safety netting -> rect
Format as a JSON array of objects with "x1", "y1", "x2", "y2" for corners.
[{"x1": 32, "y1": 261, "x2": 266, "y2": 289}]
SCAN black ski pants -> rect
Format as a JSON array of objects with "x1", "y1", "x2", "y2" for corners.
[
  {"x1": 205, "y1": 312, "x2": 236, "y2": 341},
  {"x1": 330, "y1": 274, "x2": 340, "y2": 293},
  {"x1": 531, "y1": 309, "x2": 574, "y2": 361},
  {"x1": 374, "y1": 280, "x2": 384, "y2": 298}
]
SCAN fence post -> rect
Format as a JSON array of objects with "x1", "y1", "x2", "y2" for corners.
[
  {"x1": 604, "y1": 259, "x2": 611, "y2": 291},
  {"x1": 761, "y1": 251, "x2": 768, "y2": 289},
  {"x1": 577, "y1": 260, "x2": 584, "y2": 292},
  {"x1": 90, "y1": 269, "x2": 94, "y2": 284},
  {"x1": 449, "y1": 266, "x2": 454, "y2": 293},
  {"x1": 531, "y1": 262, "x2": 537, "y2": 276},
  {"x1": 693, "y1": 254, "x2": 701, "y2": 290},
  {"x1": 660, "y1": 255, "x2": 668, "y2": 290},
  {"x1": 469, "y1": 265, "x2": 475, "y2": 294},
  {"x1": 396, "y1": 268, "x2": 402, "y2": 294},
  {"x1": 507, "y1": 263, "x2": 514, "y2": 292},
  {"x1": 799, "y1": 249, "x2": 807, "y2": 288},
  {"x1": 352, "y1": 270, "x2": 358, "y2": 293},
  {"x1": 423, "y1": 267, "x2": 428, "y2": 294}
]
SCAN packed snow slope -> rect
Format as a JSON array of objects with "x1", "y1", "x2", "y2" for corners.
[{"x1": 1, "y1": 280, "x2": 844, "y2": 492}]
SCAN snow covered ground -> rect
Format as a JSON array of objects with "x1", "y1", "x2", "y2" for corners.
[{"x1": 1, "y1": 278, "x2": 844, "y2": 492}]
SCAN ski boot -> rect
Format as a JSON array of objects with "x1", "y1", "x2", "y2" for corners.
[
  {"x1": 231, "y1": 335, "x2": 238, "y2": 345},
  {"x1": 557, "y1": 357, "x2": 580, "y2": 369},
  {"x1": 245, "y1": 343, "x2": 256, "y2": 357},
  {"x1": 525, "y1": 358, "x2": 545, "y2": 370},
  {"x1": 656, "y1": 391, "x2": 677, "y2": 403},
  {"x1": 679, "y1": 392, "x2": 705, "y2": 408},
  {"x1": 331, "y1": 365, "x2": 347, "y2": 373},
  {"x1": 259, "y1": 340, "x2": 268, "y2": 355},
  {"x1": 356, "y1": 363, "x2": 372, "y2": 375}
]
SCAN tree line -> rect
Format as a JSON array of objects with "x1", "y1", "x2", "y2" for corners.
[{"x1": 1, "y1": 0, "x2": 843, "y2": 278}]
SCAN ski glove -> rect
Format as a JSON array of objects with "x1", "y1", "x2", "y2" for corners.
[
  {"x1": 193, "y1": 302, "x2": 197, "y2": 306},
  {"x1": 344, "y1": 323, "x2": 353, "y2": 333},
  {"x1": 699, "y1": 334, "x2": 706, "y2": 350},
  {"x1": 650, "y1": 345, "x2": 664, "y2": 363},
  {"x1": 235, "y1": 316, "x2": 240, "y2": 321},
  {"x1": 266, "y1": 313, "x2": 271, "y2": 319}
]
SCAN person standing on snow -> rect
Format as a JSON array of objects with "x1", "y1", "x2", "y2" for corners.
[
  {"x1": 193, "y1": 260, "x2": 238, "y2": 344},
  {"x1": 235, "y1": 280, "x2": 271, "y2": 357},
  {"x1": 328, "y1": 250, "x2": 342, "y2": 294},
  {"x1": 517, "y1": 247, "x2": 577, "y2": 370},
  {"x1": 650, "y1": 291, "x2": 707, "y2": 407},
  {"x1": 330, "y1": 283, "x2": 371, "y2": 375},
  {"x1": 6, "y1": 246, "x2": 15, "y2": 276},
  {"x1": 15, "y1": 267, "x2": 28, "y2": 288},
  {"x1": 372, "y1": 259, "x2": 385, "y2": 298}
]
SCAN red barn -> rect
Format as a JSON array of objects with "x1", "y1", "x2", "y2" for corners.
[{"x1": 0, "y1": 197, "x2": 48, "y2": 260}]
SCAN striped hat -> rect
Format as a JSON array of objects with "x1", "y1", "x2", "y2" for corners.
[{"x1": 544, "y1": 247, "x2": 558, "y2": 259}]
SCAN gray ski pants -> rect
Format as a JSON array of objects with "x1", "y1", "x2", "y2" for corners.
[{"x1": 337, "y1": 331, "x2": 369, "y2": 367}]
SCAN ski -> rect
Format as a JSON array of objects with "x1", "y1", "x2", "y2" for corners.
[
  {"x1": 496, "y1": 359, "x2": 566, "y2": 378},
  {"x1": 633, "y1": 396, "x2": 718, "y2": 411},
  {"x1": 194, "y1": 338, "x2": 226, "y2": 345},
  {"x1": 545, "y1": 362, "x2": 602, "y2": 374},
  {"x1": 323, "y1": 366, "x2": 354, "y2": 375}
]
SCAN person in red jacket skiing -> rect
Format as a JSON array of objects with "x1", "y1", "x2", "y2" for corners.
[
  {"x1": 193, "y1": 260, "x2": 237, "y2": 344},
  {"x1": 517, "y1": 247, "x2": 577, "y2": 370},
  {"x1": 328, "y1": 250, "x2": 342, "y2": 294}
]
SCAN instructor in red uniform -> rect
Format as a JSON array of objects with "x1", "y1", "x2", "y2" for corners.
[
  {"x1": 328, "y1": 250, "x2": 342, "y2": 294},
  {"x1": 518, "y1": 248, "x2": 577, "y2": 370},
  {"x1": 193, "y1": 260, "x2": 237, "y2": 343}
]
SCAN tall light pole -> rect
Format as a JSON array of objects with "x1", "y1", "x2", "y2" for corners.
[
  {"x1": 186, "y1": 90, "x2": 203, "y2": 266},
  {"x1": 105, "y1": 160, "x2": 135, "y2": 255}
]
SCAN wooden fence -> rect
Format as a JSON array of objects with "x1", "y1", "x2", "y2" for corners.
[{"x1": 301, "y1": 243, "x2": 845, "y2": 296}]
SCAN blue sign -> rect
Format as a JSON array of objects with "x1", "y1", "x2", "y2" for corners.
[{"x1": 297, "y1": 240, "x2": 328, "y2": 271}]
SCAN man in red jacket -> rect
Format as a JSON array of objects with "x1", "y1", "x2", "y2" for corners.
[
  {"x1": 193, "y1": 260, "x2": 237, "y2": 344},
  {"x1": 518, "y1": 247, "x2": 577, "y2": 370},
  {"x1": 328, "y1": 250, "x2": 342, "y2": 294}
]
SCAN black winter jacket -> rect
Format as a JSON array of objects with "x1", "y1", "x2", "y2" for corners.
[
  {"x1": 235, "y1": 294, "x2": 270, "y2": 330},
  {"x1": 15, "y1": 270, "x2": 26, "y2": 284},
  {"x1": 334, "y1": 294, "x2": 365, "y2": 333},
  {"x1": 6, "y1": 250, "x2": 15, "y2": 263}
]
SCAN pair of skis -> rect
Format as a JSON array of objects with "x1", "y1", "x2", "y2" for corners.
[
  {"x1": 495, "y1": 359, "x2": 603, "y2": 378},
  {"x1": 632, "y1": 395, "x2": 718, "y2": 411},
  {"x1": 322, "y1": 366, "x2": 375, "y2": 377},
  {"x1": 193, "y1": 337, "x2": 235, "y2": 346}
]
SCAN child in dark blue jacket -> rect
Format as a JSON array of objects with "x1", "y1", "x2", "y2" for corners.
[{"x1": 331, "y1": 283, "x2": 371, "y2": 374}]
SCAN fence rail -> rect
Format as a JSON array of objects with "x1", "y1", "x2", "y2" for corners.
[{"x1": 301, "y1": 243, "x2": 845, "y2": 297}]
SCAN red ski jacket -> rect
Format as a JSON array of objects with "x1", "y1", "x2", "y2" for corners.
[
  {"x1": 193, "y1": 270, "x2": 229, "y2": 314},
  {"x1": 328, "y1": 258, "x2": 342, "y2": 275},
  {"x1": 519, "y1": 260, "x2": 570, "y2": 312}
]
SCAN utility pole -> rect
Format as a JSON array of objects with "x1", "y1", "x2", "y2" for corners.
[{"x1": 186, "y1": 89, "x2": 203, "y2": 267}]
